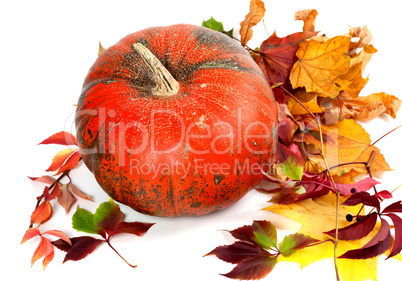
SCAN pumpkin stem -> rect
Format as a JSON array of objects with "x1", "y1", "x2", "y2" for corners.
[{"x1": 133, "y1": 43, "x2": 180, "y2": 97}]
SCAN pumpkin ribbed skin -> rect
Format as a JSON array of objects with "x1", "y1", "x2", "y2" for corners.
[{"x1": 76, "y1": 24, "x2": 277, "y2": 217}]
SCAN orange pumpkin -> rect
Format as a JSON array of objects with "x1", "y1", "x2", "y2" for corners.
[{"x1": 75, "y1": 24, "x2": 277, "y2": 217}]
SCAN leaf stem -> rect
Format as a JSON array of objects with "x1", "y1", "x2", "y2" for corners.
[
  {"x1": 105, "y1": 238, "x2": 137, "y2": 268},
  {"x1": 317, "y1": 117, "x2": 341, "y2": 281}
]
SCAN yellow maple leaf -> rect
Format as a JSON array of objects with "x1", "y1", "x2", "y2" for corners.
[
  {"x1": 287, "y1": 91, "x2": 322, "y2": 116},
  {"x1": 290, "y1": 35, "x2": 352, "y2": 98},
  {"x1": 297, "y1": 118, "x2": 390, "y2": 175},
  {"x1": 265, "y1": 194, "x2": 380, "y2": 281},
  {"x1": 239, "y1": 0, "x2": 265, "y2": 45}
]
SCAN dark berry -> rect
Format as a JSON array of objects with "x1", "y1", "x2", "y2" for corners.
[
  {"x1": 356, "y1": 216, "x2": 362, "y2": 221},
  {"x1": 346, "y1": 214, "x2": 353, "y2": 222},
  {"x1": 350, "y1": 188, "x2": 357, "y2": 194}
]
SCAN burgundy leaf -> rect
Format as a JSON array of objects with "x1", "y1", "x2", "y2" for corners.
[
  {"x1": 222, "y1": 252, "x2": 277, "y2": 280},
  {"x1": 324, "y1": 212, "x2": 378, "y2": 240},
  {"x1": 109, "y1": 221, "x2": 155, "y2": 237},
  {"x1": 95, "y1": 204, "x2": 124, "y2": 235},
  {"x1": 207, "y1": 241, "x2": 277, "y2": 280},
  {"x1": 384, "y1": 213, "x2": 402, "y2": 258},
  {"x1": 335, "y1": 177, "x2": 380, "y2": 196},
  {"x1": 63, "y1": 236, "x2": 104, "y2": 263},
  {"x1": 277, "y1": 142, "x2": 304, "y2": 166},
  {"x1": 277, "y1": 118, "x2": 297, "y2": 144},
  {"x1": 206, "y1": 241, "x2": 268, "y2": 264},
  {"x1": 38, "y1": 131, "x2": 78, "y2": 146},
  {"x1": 339, "y1": 218, "x2": 391, "y2": 259},
  {"x1": 342, "y1": 192, "x2": 380, "y2": 210},
  {"x1": 382, "y1": 201, "x2": 402, "y2": 214},
  {"x1": 251, "y1": 221, "x2": 277, "y2": 250},
  {"x1": 52, "y1": 239, "x2": 72, "y2": 252},
  {"x1": 228, "y1": 225, "x2": 255, "y2": 243}
]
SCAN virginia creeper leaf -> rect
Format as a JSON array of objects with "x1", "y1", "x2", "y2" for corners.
[
  {"x1": 206, "y1": 241, "x2": 267, "y2": 264},
  {"x1": 72, "y1": 207, "x2": 101, "y2": 234},
  {"x1": 339, "y1": 218, "x2": 391, "y2": 259},
  {"x1": 384, "y1": 213, "x2": 402, "y2": 258},
  {"x1": 46, "y1": 149, "x2": 79, "y2": 173},
  {"x1": 109, "y1": 221, "x2": 155, "y2": 237},
  {"x1": 251, "y1": 220, "x2": 277, "y2": 250},
  {"x1": 383, "y1": 201, "x2": 402, "y2": 213},
  {"x1": 324, "y1": 212, "x2": 378, "y2": 241},
  {"x1": 38, "y1": 131, "x2": 78, "y2": 146},
  {"x1": 69, "y1": 182, "x2": 93, "y2": 201},
  {"x1": 342, "y1": 191, "x2": 380, "y2": 211},
  {"x1": 279, "y1": 233, "x2": 319, "y2": 257},
  {"x1": 93, "y1": 199, "x2": 124, "y2": 234},
  {"x1": 57, "y1": 183, "x2": 77, "y2": 213},
  {"x1": 42, "y1": 230, "x2": 71, "y2": 245},
  {"x1": 21, "y1": 228, "x2": 41, "y2": 244},
  {"x1": 30, "y1": 200, "x2": 53, "y2": 225},
  {"x1": 63, "y1": 236, "x2": 104, "y2": 263},
  {"x1": 31, "y1": 236, "x2": 48, "y2": 266}
]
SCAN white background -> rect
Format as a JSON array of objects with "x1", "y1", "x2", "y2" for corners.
[{"x1": 2, "y1": 0, "x2": 402, "y2": 280}]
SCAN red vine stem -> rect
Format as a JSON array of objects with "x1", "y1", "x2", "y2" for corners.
[{"x1": 105, "y1": 238, "x2": 137, "y2": 268}]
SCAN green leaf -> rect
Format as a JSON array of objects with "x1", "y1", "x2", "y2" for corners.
[
  {"x1": 279, "y1": 233, "x2": 319, "y2": 257},
  {"x1": 252, "y1": 221, "x2": 277, "y2": 250},
  {"x1": 72, "y1": 207, "x2": 100, "y2": 234},
  {"x1": 202, "y1": 17, "x2": 224, "y2": 32}
]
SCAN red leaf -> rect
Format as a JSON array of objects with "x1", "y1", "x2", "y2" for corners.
[
  {"x1": 375, "y1": 190, "x2": 393, "y2": 200},
  {"x1": 31, "y1": 236, "x2": 47, "y2": 266},
  {"x1": 277, "y1": 118, "x2": 297, "y2": 144},
  {"x1": 69, "y1": 183, "x2": 93, "y2": 201},
  {"x1": 28, "y1": 175, "x2": 57, "y2": 186},
  {"x1": 30, "y1": 200, "x2": 53, "y2": 225},
  {"x1": 339, "y1": 218, "x2": 391, "y2": 259},
  {"x1": 222, "y1": 250, "x2": 276, "y2": 280},
  {"x1": 228, "y1": 225, "x2": 254, "y2": 243},
  {"x1": 52, "y1": 239, "x2": 73, "y2": 252},
  {"x1": 335, "y1": 177, "x2": 380, "y2": 196},
  {"x1": 383, "y1": 201, "x2": 402, "y2": 213},
  {"x1": 63, "y1": 236, "x2": 104, "y2": 263},
  {"x1": 42, "y1": 238, "x2": 55, "y2": 269},
  {"x1": 46, "y1": 149, "x2": 79, "y2": 173},
  {"x1": 57, "y1": 184, "x2": 77, "y2": 213},
  {"x1": 206, "y1": 241, "x2": 265, "y2": 264},
  {"x1": 207, "y1": 241, "x2": 277, "y2": 280},
  {"x1": 95, "y1": 203, "x2": 125, "y2": 235},
  {"x1": 324, "y1": 212, "x2": 378, "y2": 240},
  {"x1": 384, "y1": 213, "x2": 402, "y2": 258},
  {"x1": 341, "y1": 191, "x2": 380, "y2": 210},
  {"x1": 109, "y1": 221, "x2": 155, "y2": 237},
  {"x1": 56, "y1": 150, "x2": 81, "y2": 175},
  {"x1": 253, "y1": 31, "x2": 318, "y2": 85},
  {"x1": 42, "y1": 230, "x2": 72, "y2": 245},
  {"x1": 21, "y1": 228, "x2": 41, "y2": 244},
  {"x1": 38, "y1": 131, "x2": 78, "y2": 146}
]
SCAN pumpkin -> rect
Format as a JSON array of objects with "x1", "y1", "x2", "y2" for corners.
[{"x1": 75, "y1": 24, "x2": 277, "y2": 217}]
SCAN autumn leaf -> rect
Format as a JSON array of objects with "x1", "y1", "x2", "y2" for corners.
[
  {"x1": 287, "y1": 91, "x2": 322, "y2": 115},
  {"x1": 46, "y1": 148, "x2": 81, "y2": 175},
  {"x1": 264, "y1": 193, "x2": 381, "y2": 281},
  {"x1": 297, "y1": 118, "x2": 390, "y2": 175},
  {"x1": 290, "y1": 35, "x2": 352, "y2": 98},
  {"x1": 57, "y1": 199, "x2": 154, "y2": 267},
  {"x1": 30, "y1": 186, "x2": 57, "y2": 225},
  {"x1": 277, "y1": 143, "x2": 304, "y2": 181},
  {"x1": 294, "y1": 9, "x2": 318, "y2": 32},
  {"x1": 206, "y1": 220, "x2": 318, "y2": 280},
  {"x1": 38, "y1": 131, "x2": 78, "y2": 146},
  {"x1": 252, "y1": 31, "x2": 318, "y2": 85},
  {"x1": 325, "y1": 92, "x2": 402, "y2": 123},
  {"x1": 21, "y1": 228, "x2": 71, "y2": 269},
  {"x1": 239, "y1": 0, "x2": 265, "y2": 45}
]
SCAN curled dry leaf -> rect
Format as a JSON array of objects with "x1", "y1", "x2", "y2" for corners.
[
  {"x1": 239, "y1": 0, "x2": 265, "y2": 45},
  {"x1": 294, "y1": 9, "x2": 318, "y2": 32}
]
